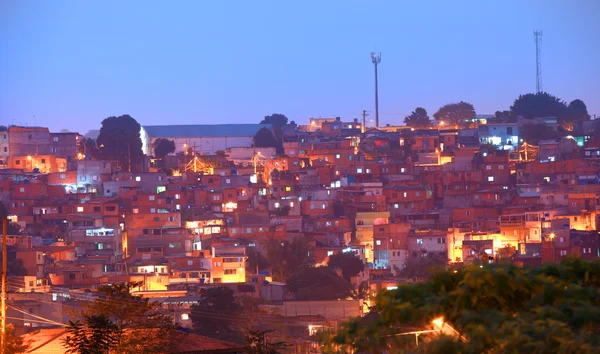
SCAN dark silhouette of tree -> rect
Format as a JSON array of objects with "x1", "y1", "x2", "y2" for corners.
[
  {"x1": 566, "y1": 99, "x2": 590, "y2": 123},
  {"x1": 260, "y1": 113, "x2": 288, "y2": 139},
  {"x1": 287, "y1": 265, "x2": 353, "y2": 300},
  {"x1": 152, "y1": 138, "x2": 176, "y2": 159},
  {"x1": 79, "y1": 282, "x2": 173, "y2": 353},
  {"x1": 5, "y1": 324, "x2": 28, "y2": 354},
  {"x1": 433, "y1": 102, "x2": 476, "y2": 127},
  {"x1": 493, "y1": 110, "x2": 513, "y2": 123},
  {"x1": 78, "y1": 138, "x2": 101, "y2": 160},
  {"x1": 320, "y1": 258, "x2": 600, "y2": 353},
  {"x1": 190, "y1": 287, "x2": 242, "y2": 341},
  {"x1": 96, "y1": 115, "x2": 144, "y2": 172},
  {"x1": 520, "y1": 123, "x2": 564, "y2": 145},
  {"x1": 265, "y1": 237, "x2": 313, "y2": 282},
  {"x1": 479, "y1": 142, "x2": 500, "y2": 154},
  {"x1": 404, "y1": 107, "x2": 431, "y2": 128},
  {"x1": 327, "y1": 253, "x2": 365, "y2": 281},
  {"x1": 246, "y1": 247, "x2": 270, "y2": 274},
  {"x1": 63, "y1": 315, "x2": 118, "y2": 354},
  {"x1": 244, "y1": 329, "x2": 289, "y2": 354},
  {"x1": 7, "y1": 222, "x2": 21, "y2": 235},
  {"x1": 496, "y1": 244, "x2": 516, "y2": 262},
  {"x1": 510, "y1": 92, "x2": 568, "y2": 121},
  {"x1": 254, "y1": 128, "x2": 281, "y2": 153}
]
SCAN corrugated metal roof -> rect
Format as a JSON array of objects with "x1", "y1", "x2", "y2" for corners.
[{"x1": 142, "y1": 123, "x2": 272, "y2": 138}]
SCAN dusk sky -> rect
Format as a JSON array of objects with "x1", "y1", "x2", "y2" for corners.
[{"x1": 1, "y1": 0, "x2": 598, "y2": 134}]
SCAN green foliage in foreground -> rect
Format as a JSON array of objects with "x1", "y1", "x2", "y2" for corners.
[{"x1": 319, "y1": 258, "x2": 600, "y2": 353}]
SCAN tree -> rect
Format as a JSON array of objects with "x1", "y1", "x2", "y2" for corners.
[
  {"x1": 152, "y1": 138, "x2": 176, "y2": 159},
  {"x1": 265, "y1": 237, "x2": 313, "y2": 282},
  {"x1": 520, "y1": 122, "x2": 564, "y2": 145},
  {"x1": 496, "y1": 244, "x2": 516, "y2": 262},
  {"x1": 479, "y1": 142, "x2": 499, "y2": 154},
  {"x1": 327, "y1": 253, "x2": 365, "y2": 281},
  {"x1": 7, "y1": 222, "x2": 21, "y2": 235},
  {"x1": 253, "y1": 128, "x2": 281, "y2": 153},
  {"x1": 404, "y1": 107, "x2": 431, "y2": 129},
  {"x1": 433, "y1": 102, "x2": 476, "y2": 127},
  {"x1": 260, "y1": 113, "x2": 288, "y2": 138},
  {"x1": 78, "y1": 138, "x2": 100, "y2": 160},
  {"x1": 287, "y1": 266, "x2": 353, "y2": 301},
  {"x1": 191, "y1": 287, "x2": 243, "y2": 342},
  {"x1": 246, "y1": 247, "x2": 270, "y2": 274},
  {"x1": 493, "y1": 110, "x2": 513, "y2": 123},
  {"x1": 510, "y1": 92, "x2": 569, "y2": 122},
  {"x1": 96, "y1": 115, "x2": 144, "y2": 172},
  {"x1": 244, "y1": 329, "x2": 289, "y2": 354},
  {"x1": 320, "y1": 258, "x2": 600, "y2": 353},
  {"x1": 79, "y1": 282, "x2": 173, "y2": 353},
  {"x1": 5, "y1": 324, "x2": 28, "y2": 354},
  {"x1": 63, "y1": 315, "x2": 118, "y2": 354},
  {"x1": 566, "y1": 99, "x2": 590, "y2": 124}
]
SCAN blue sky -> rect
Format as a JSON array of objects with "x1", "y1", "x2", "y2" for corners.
[{"x1": 1, "y1": 0, "x2": 598, "y2": 134}]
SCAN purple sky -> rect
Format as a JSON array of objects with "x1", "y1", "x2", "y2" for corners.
[{"x1": 1, "y1": 0, "x2": 598, "y2": 134}]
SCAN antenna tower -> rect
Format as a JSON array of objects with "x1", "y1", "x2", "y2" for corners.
[
  {"x1": 371, "y1": 52, "x2": 381, "y2": 127},
  {"x1": 534, "y1": 30, "x2": 543, "y2": 93}
]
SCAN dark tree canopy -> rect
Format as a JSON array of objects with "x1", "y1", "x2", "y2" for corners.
[
  {"x1": 78, "y1": 138, "x2": 101, "y2": 160},
  {"x1": 190, "y1": 287, "x2": 242, "y2": 341},
  {"x1": 404, "y1": 107, "x2": 431, "y2": 128},
  {"x1": 265, "y1": 237, "x2": 313, "y2": 282},
  {"x1": 320, "y1": 258, "x2": 600, "y2": 354},
  {"x1": 510, "y1": 92, "x2": 568, "y2": 122},
  {"x1": 63, "y1": 315, "x2": 118, "y2": 354},
  {"x1": 327, "y1": 252, "x2": 365, "y2": 281},
  {"x1": 253, "y1": 128, "x2": 281, "y2": 153},
  {"x1": 520, "y1": 122, "x2": 564, "y2": 145},
  {"x1": 433, "y1": 102, "x2": 476, "y2": 126},
  {"x1": 81, "y1": 282, "x2": 174, "y2": 353},
  {"x1": 566, "y1": 99, "x2": 590, "y2": 123},
  {"x1": 287, "y1": 265, "x2": 353, "y2": 301},
  {"x1": 96, "y1": 115, "x2": 144, "y2": 172},
  {"x1": 260, "y1": 113, "x2": 288, "y2": 130},
  {"x1": 152, "y1": 138, "x2": 176, "y2": 159}
]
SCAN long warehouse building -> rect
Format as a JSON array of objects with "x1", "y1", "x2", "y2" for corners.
[{"x1": 140, "y1": 124, "x2": 272, "y2": 156}]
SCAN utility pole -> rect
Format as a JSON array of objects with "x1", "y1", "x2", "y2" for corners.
[
  {"x1": 362, "y1": 110, "x2": 369, "y2": 133},
  {"x1": 371, "y1": 52, "x2": 381, "y2": 127},
  {"x1": 534, "y1": 30, "x2": 543, "y2": 93},
  {"x1": 1, "y1": 216, "x2": 7, "y2": 354}
]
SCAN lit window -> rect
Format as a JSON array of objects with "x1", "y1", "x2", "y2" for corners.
[
  {"x1": 135, "y1": 176, "x2": 141, "y2": 182},
  {"x1": 400, "y1": 168, "x2": 406, "y2": 173},
  {"x1": 336, "y1": 154, "x2": 341, "y2": 159},
  {"x1": 149, "y1": 195, "x2": 155, "y2": 201},
  {"x1": 274, "y1": 202, "x2": 280, "y2": 208},
  {"x1": 488, "y1": 176, "x2": 495, "y2": 182},
  {"x1": 133, "y1": 208, "x2": 139, "y2": 214},
  {"x1": 327, "y1": 251, "x2": 333, "y2": 256},
  {"x1": 394, "y1": 204, "x2": 399, "y2": 209},
  {"x1": 366, "y1": 168, "x2": 371, "y2": 174},
  {"x1": 322, "y1": 203, "x2": 326, "y2": 209},
  {"x1": 376, "y1": 240, "x2": 381, "y2": 246},
  {"x1": 403, "y1": 192, "x2": 407, "y2": 198},
  {"x1": 181, "y1": 314, "x2": 189, "y2": 320},
  {"x1": 357, "y1": 168, "x2": 363, "y2": 174},
  {"x1": 498, "y1": 165, "x2": 504, "y2": 170},
  {"x1": 77, "y1": 206, "x2": 84, "y2": 212},
  {"x1": 416, "y1": 238, "x2": 423, "y2": 244},
  {"x1": 285, "y1": 186, "x2": 291, "y2": 192},
  {"x1": 486, "y1": 165, "x2": 492, "y2": 170},
  {"x1": 290, "y1": 201, "x2": 294, "y2": 207},
  {"x1": 175, "y1": 194, "x2": 181, "y2": 200}
]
